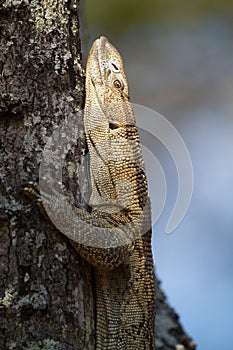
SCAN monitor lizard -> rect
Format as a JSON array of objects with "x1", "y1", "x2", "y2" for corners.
[{"x1": 25, "y1": 36, "x2": 156, "y2": 350}]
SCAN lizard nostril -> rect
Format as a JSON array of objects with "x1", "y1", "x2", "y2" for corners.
[{"x1": 111, "y1": 62, "x2": 119, "y2": 71}]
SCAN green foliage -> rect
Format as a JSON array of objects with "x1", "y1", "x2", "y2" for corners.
[
  {"x1": 86, "y1": 0, "x2": 157, "y2": 34},
  {"x1": 85, "y1": 0, "x2": 233, "y2": 35}
]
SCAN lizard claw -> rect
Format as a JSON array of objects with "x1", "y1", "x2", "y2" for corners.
[
  {"x1": 23, "y1": 180, "x2": 51, "y2": 217},
  {"x1": 23, "y1": 178, "x2": 73, "y2": 217},
  {"x1": 23, "y1": 181, "x2": 41, "y2": 201}
]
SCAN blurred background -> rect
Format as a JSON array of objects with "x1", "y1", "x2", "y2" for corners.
[{"x1": 83, "y1": 1, "x2": 233, "y2": 349}]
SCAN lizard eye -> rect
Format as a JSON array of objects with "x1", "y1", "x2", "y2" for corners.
[{"x1": 113, "y1": 79, "x2": 123, "y2": 90}]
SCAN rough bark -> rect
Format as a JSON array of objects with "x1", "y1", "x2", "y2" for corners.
[
  {"x1": 0, "y1": 1, "x2": 95, "y2": 349},
  {"x1": 0, "y1": 1, "x2": 195, "y2": 349},
  {"x1": 155, "y1": 279, "x2": 196, "y2": 350}
]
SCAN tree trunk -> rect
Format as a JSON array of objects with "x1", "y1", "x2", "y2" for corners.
[{"x1": 0, "y1": 1, "x2": 195, "y2": 349}]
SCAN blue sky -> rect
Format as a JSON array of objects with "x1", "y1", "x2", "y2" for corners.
[
  {"x1": 138, "y1": 28, "x2": 233, "y2": 349},
  {"x1": 151, "y1": 105, "x2": 233, "y2": 350}
]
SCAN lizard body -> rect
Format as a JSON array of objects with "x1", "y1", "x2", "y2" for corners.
[
  {"x1": 84, "y1": 37, "x2": 156, "y2": 349},
  {"x1": 31, "y1": 37, "x2": 156, "y2": 349}
]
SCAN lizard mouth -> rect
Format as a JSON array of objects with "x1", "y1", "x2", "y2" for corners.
[
  {"x1": 86, "y1": 36, "x2": 110, "y2": 84},
  {"x1": 96, "y1": 36, "x2": 111, "y2": 76},
  {"x1": 93, "y1": 36, "x2": 123, "y2": 81}
]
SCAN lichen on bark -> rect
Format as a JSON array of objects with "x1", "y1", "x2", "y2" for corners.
[{"x1": 0, "y1": 1, "x2": 94, "y2": 349}]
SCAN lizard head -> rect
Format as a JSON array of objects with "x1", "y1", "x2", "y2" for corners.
[
  {"x1": 86, "y1": 36, "x2": 134, "y2": 128},
  {"x1": 86, "y1": 36, "x2": 129, "y2": 101}
]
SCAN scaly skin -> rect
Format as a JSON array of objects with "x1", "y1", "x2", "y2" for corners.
[
  {"x1": 26, "y1": 36, "x2": 156, "y2": 349},
  {"x1": 84, "y1": 36, "x2": 156, "y2": 349}
]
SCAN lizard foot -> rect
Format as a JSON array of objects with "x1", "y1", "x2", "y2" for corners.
[
  {"x1": 23, "y1": 181, "x2": 48, "y2": 217},
  {"x1": 23, "y1": 179, "x2": 73, "y2": 216}
]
